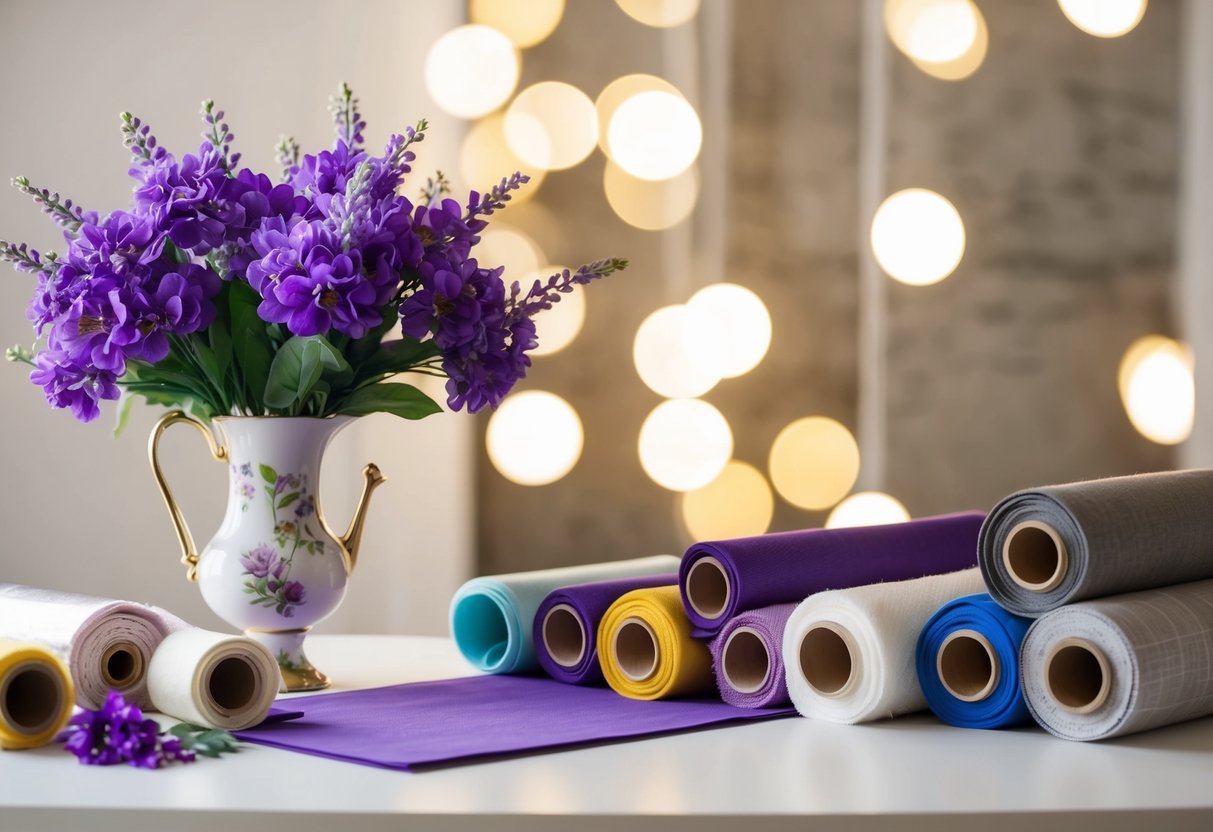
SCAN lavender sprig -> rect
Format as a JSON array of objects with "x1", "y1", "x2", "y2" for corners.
[
  {"x1": 381, "y1": 119, "x2": 428, "y2": 182},
  {"x1": 119, "y1": 112, "x2": 167, "y2": 167},
  {"x1": 5, "y1": 344, "x2": 35, "y2": 366},
  {"x1": 201, "y1": 100, "x2": 240, "y2": 176},
  {"x1": 328, "y1": 82, "x2": 367, "y2": 150},
  {"x1": 274, "y1": 135, "x2": 301, "y2": 183},
  {"x1": 11, "y1": 177, "x2": 92, "y2": 234},
  {"x1": 465, "y1": 171, "x2": 531, "y2": 225},
  {"x1": 0, "y1": 240, "x2": 57, "y2": 276},
  {"x1": 420, "y1": 170, "x2": 451, "y2": 206},
  {"x1": 507, "y1": 258, "x2": 629, "y2": 322}
]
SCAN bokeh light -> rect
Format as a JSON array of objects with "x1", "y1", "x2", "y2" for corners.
[
  {"x1": 475, "y1": 225, "x2": 545, "y2": 281},
  {"x1": 683, "y1": 283, "x2": 772, "y2": 380},
  {"x1": 607, "y1": 91, "x2": 702, "y2": 181},
  {"x1": 885, "y1": 0, "x2": 979, "y2": 63},
  {"x1": 424, "y1": 26, "x2": 519, "y2": 120},
  {"x1": 486, "y1": 390, "x2": 584, "y2": 486},
  {"x1": 826, "y1": 492, "x2": 911, "y2": 529},
  {"x1": 529, "y1": 265, "x2": 587, "y2": 357},
  {"x1": 1057, "y1": 0, "x2": 1147, "y2": 38},
  {"x1": 870, "y1": 188, "x2": 966, "y2": 286},
  {"x1": 1118, "y1": 335, "x2": 1194, "y2": 445},
  {"x1": 460, "y1": 114, "x2": 545, "y2": 205},
  {"x1": 768, "y1": 417, "x2": 861, "y2": 511},
  {"x1": 897, "y1": 1, "x2": 989, "y2": 80},
  {"x1": 639, "y1": 399, "x2": 733, "y2": 492},
  {"x1": 470, "y1": 0, "x2": 565, "y2": 48},
  {"x1": 604, "y1": 161, "x2": 699, "y2": 231},
  {"x1": 615, "y1": 0, "x2": 701, "y2": 27},
  {"x1": 633, "y1": 305, "x2": 721, "y2": 398},
  {"x1": 596, "y1": 74, "x2": 682, "y2": 155},
  {"x1": 505, "y1": 82, "x2": 599, "y2": 171},
  {"x1": 680, "y1": 460, "x2": 775, "y2": 541}
]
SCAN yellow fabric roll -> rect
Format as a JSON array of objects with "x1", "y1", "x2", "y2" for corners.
[
  {"x1": 598, "y1": 586, "x2": 714, "y2": 700},
  {"x1": 0, "y1": 639, "x2": 74, "y2": 750}
]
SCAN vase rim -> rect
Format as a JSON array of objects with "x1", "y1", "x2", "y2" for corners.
[{"x1": 212, "y1": 414, "x2": 356, "y2": 423}]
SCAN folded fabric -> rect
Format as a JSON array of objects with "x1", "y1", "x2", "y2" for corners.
[
  {"x1": 1020, "y1": 578, "x2": 1213, "y2": 741},
  {"x1": 680, "y1": 512, "x2": 984, "y2": 637},
  {"x1": 0, "y1": 639, "x2": 74, "y2": 750},
  {"x1": 915, "y1": 594, "x2": 1032, "y2": 729},
  {"x1": 0, "y1": 584, "x2": 188, "y2": 708},
  {"x1": 449, "y1": 555, "x2": 679, "y2": 674},
  {"x1": 783, "y1": 568, "x2": 985, "y2": 724},
  {"x1": 147, "y1": 629, "x2": 281, "y2": 730},
  {"x1": 598, "y1": 586, "x2": 714, "y2": 700},
  {"x1": 535, "y1": 574, "x2": 678, "y2": 685},
  {"x1": 978, "y1": 470, "x2": 1213, "y2": 616},
  {"x1": 710, "y1": 603, "x2": 797, "y2": 709},
  {"x1": 235, "y1": 674, "x2": 794, "y2": 769}
]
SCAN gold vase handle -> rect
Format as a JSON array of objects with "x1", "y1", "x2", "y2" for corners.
[{"x1": 148, "y1": 411, "x2": 228, "y2": 582}]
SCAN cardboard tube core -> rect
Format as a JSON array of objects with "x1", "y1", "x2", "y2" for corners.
[
  {"x1": 721, "y1": 627, "x2": 770, "y2": 694},
  {"x1": 685, "y1": 556, "x2": 730, "y2": 620},
  {"x1": 799, "y1": 622, "x2": 856, "y2": 698},
  {"x1": 614, "y1": 617, "x2": 658, "y2": 682},
  {"x1": 1003, "y1": 520, "x2": 1068, "y2": 592},
  {"x1": 542, "y1": 604, "x2": 587, "y2": 668},
  {"x1": 1045, "y1": 638, "x2": 1111, "y2": 715},
  {"x1": 937, "y1": 629, "x2": 999, "y2": 702},
  {"x1": 101, "y1": 642, "x2": 143, "y2": 690},
  {"x1": 1, "y1": 661, "x2": 64, "y2": 735},
  {"x1": 206, "y1": 655, "x2": 258, "y2": 714}
]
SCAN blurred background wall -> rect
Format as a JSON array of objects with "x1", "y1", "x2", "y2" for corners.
[{"x1": 0, "y1": 0, "x2": 1206, "y2": 631}]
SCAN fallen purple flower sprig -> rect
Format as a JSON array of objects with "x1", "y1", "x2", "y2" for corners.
[
  {"x1": 57, "y1": 691, "x2": 224, "y2": 769},
  {"x1": 2, "y1": 82, "x2": 626, "y2": 424}
]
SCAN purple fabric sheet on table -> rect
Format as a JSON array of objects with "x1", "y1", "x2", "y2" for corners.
[
  {"x1": 680, "y1": 511, "x2": 985, "y2": 637},
  {"x1": 237, "y1": 675, "x2": 794, "y2": 770},
  {"x1": 535, "y1": 574, "x2": 677, "y2": 685}
]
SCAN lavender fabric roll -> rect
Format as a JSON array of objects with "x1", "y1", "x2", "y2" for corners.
[
  {"x1": 680, "y1": 512, "x2": 984, "y2": 637},
  {"x1": 710, "y1": 603, "x2": 797, "y2": 708},
  {"x1": 978, "y1": 470, "x2": 1213, "y2": 616},
  {"x1": 535, "y1": 574, "x2": 678, "y2": 685},
  {"x1": 236, "y1": 675, "x2": 794, "y2": 770}
]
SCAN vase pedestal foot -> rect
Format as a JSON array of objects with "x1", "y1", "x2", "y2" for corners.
[{"x1": 245, "y1": 628, "x2": 329, "y2": 692}]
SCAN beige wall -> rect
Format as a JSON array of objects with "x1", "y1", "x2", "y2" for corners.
[{"x1": 0, "y1": 0, "x2": 473, "y2": 634}]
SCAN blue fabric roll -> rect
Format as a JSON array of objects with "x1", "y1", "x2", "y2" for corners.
[{"x1": 916, "y1": 593, "x2": 1032, "y2": 729}]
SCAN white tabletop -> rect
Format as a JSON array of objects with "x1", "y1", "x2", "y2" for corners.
[{"x1": 1, "y1": 634, "x2": 1211, "y2": 832}]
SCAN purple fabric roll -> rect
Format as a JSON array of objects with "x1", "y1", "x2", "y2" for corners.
[
  {"x1": 534, "y1": 574, "x2": 678, "y2": 685},
  {"x1": 236, "y1": 675, "x2": 794, "y2": 770},
  {"x1": 710, "y1": 603, "x2": 797, "y2": 708},
  {"x1": 680, "y1": 512, "x2": 985, "y2": 637}
]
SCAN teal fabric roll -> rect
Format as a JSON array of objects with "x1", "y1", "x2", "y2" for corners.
[{"x1": 450, "y1": 555, "x2": 681, "y2": 674}]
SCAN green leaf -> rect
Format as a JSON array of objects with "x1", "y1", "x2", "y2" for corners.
[
  {"x1": 229, "y1": 282, "x2": 273, "y2": 412},
  {"x1": 276, "y1": 491, "x2": 301, "y2": 509},
  {"x1": 112, "y1": 389, "x2": 137, "y2": 439},
  {"x1": 354, "y1": 337, "x2": 439, "y2": 383},
  {"x1": 346, "y1": 306, "x2": 400, "y2": 368},
  {"x1": 263, "y1": 335, "x2": 349, "y2": 411},
  {"x1": 337, "y1": 383, "x2": 442, "y2": 420},
  {"x1": 259, "y1": 464, "x2": 277, "y2": 484}
]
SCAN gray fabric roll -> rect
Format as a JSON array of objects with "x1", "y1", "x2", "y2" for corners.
[
  {"x1": 978, "y1": 470, "x2": 1213, "y2": 616},
  {"x1": 1021, "y1": 578, "x2": 1213, "y2": 741}
]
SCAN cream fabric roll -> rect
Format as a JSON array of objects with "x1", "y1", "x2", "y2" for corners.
[
  {"x1": 0, "y1": 584, "x2": 187, "y2": 708},
  {"x1": 147, "y1": 629, "x2": 280, "y2": 730},
  {"x1": 783, "y1": 568, "x2": 985, "y2": 724}
]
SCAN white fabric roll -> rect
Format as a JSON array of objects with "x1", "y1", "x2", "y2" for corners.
[
  {"x1": 147, "y1": 630, "x2": 279, "y2": 731},
  {"x1": 0, "y1": 584, "x2": 188, "y2": 708},
  {"x1": 783, "y1": 568, "x2": 985, "y2": 724}
]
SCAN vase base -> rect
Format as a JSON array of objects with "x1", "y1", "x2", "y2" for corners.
[{"x1": 243, "y1": 628, "x2": 330, "y2": 692}]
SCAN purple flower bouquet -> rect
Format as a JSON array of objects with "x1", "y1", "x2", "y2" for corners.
[{"x1": 2, "y1": 84, "x2": 625, "y2": 424}]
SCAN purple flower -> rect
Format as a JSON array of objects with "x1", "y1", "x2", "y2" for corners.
[
  {"x1": 69, "y1": 211, "x2": 165, "y2": 277},
  {"x1": 289, "y1": 141, "x2": 365, "y2": 198},
  {"x1": 28, "y1": 350, "x2": 120, "y2": 422},
  {"x1": 131, "y1": 145, "x2": 229, "y2": 253},
  {"x1": 58, "y1": 691, "x2": 195, "y2": 769},
  {"x1": 240, "y1": 544, "x2": 278, "y2": 579},
  {"x1": 280, "y1": 581, "x2": 306, "y2": 615},
  {"x1": 294, "y1": 495, "x2": 315, "y2": 518}
]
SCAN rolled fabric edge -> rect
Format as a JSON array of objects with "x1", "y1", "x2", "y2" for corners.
[
  {"x1": 450, "y1": 580, "x2": 524, "y2": 674},
  {"x1": 599, "y1": 587, "x2": 713, "y2": 700},
  {"x1": 147, "y1": 630, "x2": 280, "y2": 731},
  {"x1": 711, "y1": 604, "x2": 796, "y2": 709},
  {"x1": 678, "y1": 547, "x2": 738, "y2": 634},
  {"x1": 0, "y1": 640, "x2": 74, "y2": 750}
]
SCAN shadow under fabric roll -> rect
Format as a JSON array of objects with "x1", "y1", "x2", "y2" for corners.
[
  {"x1": 534, "y1": 574, "x2": 678, "y2": 685},
  {"x1": 1020, "y1": 578, "x2": 1213, "y2": 741},
  {"x1": 0, "y1": 584, "x2": 187, "y2": 708},
  {"x1": 783, "y1": 569, "x2": 985, "y2": 724},
  {"x1": 450, "y1": 555, "x2": 680, "y2": 674},
  {"x1": 710, "y1": 604, "x2": 797, "y2": 709},
  {"x1": 680, "y1": 512, "x2": 984, "y2": 637},
  {"x1": 148, "y1": 630, "x2": 281, "y2": 730},
  {"x1": 0, "y1": 640, "x2": 74, "y2": 750},
  {"x1": 598, "y1": 586, "x2": 714, "y2": 700},
  {"x1": 978, "y1": 470, "x2": 1213, "y2": 617},
  {"x1": 915, "y1": 594, "x2": 1032, "y2": 729}
]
